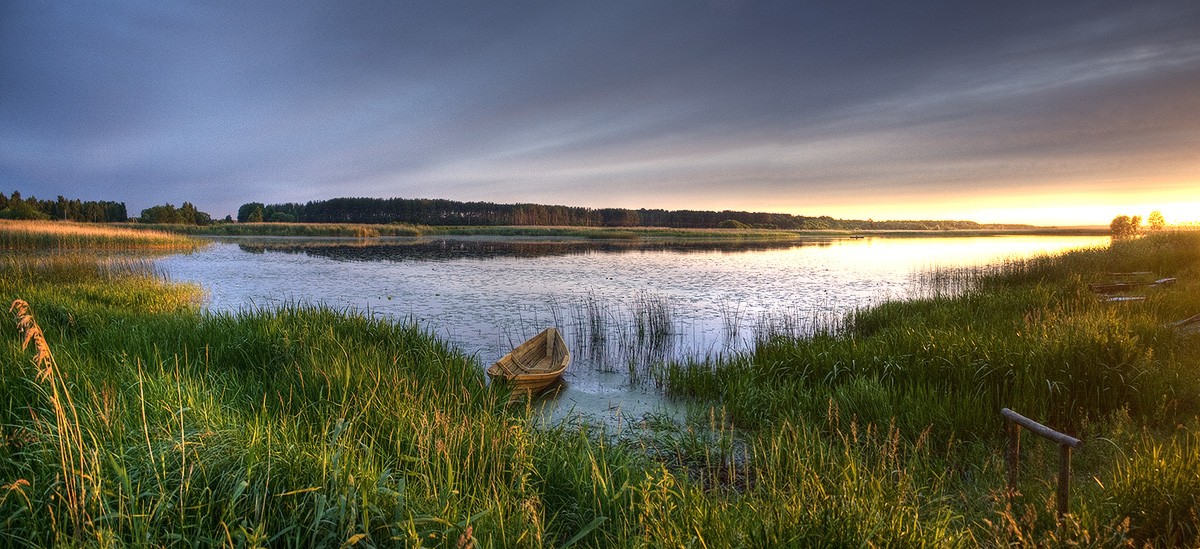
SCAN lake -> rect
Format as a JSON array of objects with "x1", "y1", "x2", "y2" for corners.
[{"x1": 157, "y1": 234, "x2": 1106, "y2": 423}]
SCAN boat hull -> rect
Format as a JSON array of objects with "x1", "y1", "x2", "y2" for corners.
[{"x1": 488, "y1": 327, "x2": 570, "y2": 396}]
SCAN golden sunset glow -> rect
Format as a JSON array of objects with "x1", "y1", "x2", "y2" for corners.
[{"x1": 768, "y1": 179, "x2": 1200, "y2": 227}]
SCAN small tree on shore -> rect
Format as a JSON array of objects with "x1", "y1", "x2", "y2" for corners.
[
  {"x1": 1148, "y1": 211, "x2": 1166, "y2": 231},
  {"x1": 1110, "y1": 215, "x2": 1144, "y2": 239}
]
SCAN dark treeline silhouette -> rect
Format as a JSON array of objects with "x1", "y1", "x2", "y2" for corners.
[
  {"x1": 241, "y1": 196, "x2": 1020, "y2": 230},
  {"x1": 0, "y1": 190, "x2": 127, "y2": 222}
]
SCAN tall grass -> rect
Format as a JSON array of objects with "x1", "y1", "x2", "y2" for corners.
[
  {"x1": 0, "y1": 220, "x2": 201, "y2": 251},
  {"x1": 1, "y1": 302, "x2": 529, "y2": 545},
  {"x1": 670, "y1": 234, "x2": 1200, "y2": 428},
  {"x1": 664, "y1": 232, "x2": 1200, "y2": 544},
  {"x1": 1108, "y1": 422, "x2": 1200, "y2": 544},
  {"x1": 8, "y1": 299, "x2": 90, "y2": 536},
  {"x1": 4, "y1": 231, "x2": 1200, "y2": 545}
]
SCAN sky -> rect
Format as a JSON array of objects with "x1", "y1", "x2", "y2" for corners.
[{"x1": 2, "y1": 1, "x2": 1199, "y2": 225}]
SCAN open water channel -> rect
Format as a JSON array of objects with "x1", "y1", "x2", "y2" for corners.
[{"x1": 157, "y1": 234, "x2": 1105, "y2": 424}]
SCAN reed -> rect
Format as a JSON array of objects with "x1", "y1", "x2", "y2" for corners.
[
  {"x1": 1108, "y1": 423, "x2": 1200, "y2": 544},
  {"x1": 8, "y1": 299, "x2": 90, "y2": 535},
  {"x1": 631, "y1": 292, "x2": 673, "y2": 345},
  {"x1": 1, "y1": 301, "x2": 530, "y2": 544},
  {"x1": 0, "y1": 220, "x2": 201, "y2": 251}
]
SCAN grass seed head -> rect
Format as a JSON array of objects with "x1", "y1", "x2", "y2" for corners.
[{"x1": 10, "y1": 299, "x2": 54, "y2": 378}]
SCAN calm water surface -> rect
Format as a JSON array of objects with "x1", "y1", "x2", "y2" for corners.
[{"x1": 157, "y1": 235, "x2": 1105, "y2": 423}]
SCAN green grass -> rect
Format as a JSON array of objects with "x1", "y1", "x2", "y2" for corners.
[
  {"x1": 3, "y1": 231, "x2": 1200, "y2": 546},
  {"x1": 666, "y1": 231, "x2": 1200, "y2": 544},
  {"x1": 1108, "y1": 421, "x2": 1200, "y2": 544}
]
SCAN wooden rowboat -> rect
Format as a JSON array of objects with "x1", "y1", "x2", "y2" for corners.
[{"x1": 488, "y1": 328, "x2": 570, "y2": 396}]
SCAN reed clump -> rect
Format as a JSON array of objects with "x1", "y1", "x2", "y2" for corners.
[{"x1": 0, "y1": 220, "x2": 201, "y2": 251}]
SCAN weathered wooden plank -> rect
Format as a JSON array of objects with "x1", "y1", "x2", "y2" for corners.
[{"x1": 1000, "y1": 408, "x2": 1082, "y2": 448}]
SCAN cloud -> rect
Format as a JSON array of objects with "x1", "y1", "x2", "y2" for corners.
[{"x1": 1, "y1": 0, "x2": 1198, "y2": 222}]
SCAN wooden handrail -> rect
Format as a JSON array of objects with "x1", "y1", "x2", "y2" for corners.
[
  {"x1": 1000, "y1": 408, "x2": 1082, "y2": 447},
  {"x1": 1001, "y1": 407, "x2": 1083, "y2": 520}
]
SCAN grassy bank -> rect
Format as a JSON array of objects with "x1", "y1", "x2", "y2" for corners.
[
  {"x1": 3, "y1": 232, "x2": 1200, "y2": 545},
  {"x1": 668, "y1": 231, "x2": 1200, "y2": 543}
]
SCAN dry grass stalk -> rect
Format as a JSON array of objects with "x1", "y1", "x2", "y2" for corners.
[
  {"x1": 9, "y1": 299, "x2": 90, "y2": 535},
  {"x1": 11, "y1": 299, "x2": 55, "y2": 380}
]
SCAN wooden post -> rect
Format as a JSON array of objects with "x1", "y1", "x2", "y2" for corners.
[
  {"x1": 1000, "y1": 408, "x2": 1083, "y2": 520},
  {"x1": 1058, "y1": 445, "x2": 1071, "y2": 519},
  {"x1": 1005, "y1": 420, "x2": 1020, "y2": 500}
]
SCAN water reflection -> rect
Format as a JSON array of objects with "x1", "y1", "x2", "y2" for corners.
[
  {"x1": 160, "y1": 234, "x2": 1108, "y2": 425},
  {"x1": 231, "y1": 236, "x2": 832, "y2": 262}
]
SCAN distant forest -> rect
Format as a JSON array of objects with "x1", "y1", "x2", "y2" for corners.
[
  {"x1": 0, "y1": 189, "x2": 1036, "y2": 230},
  {"x1": 0, "y1": 190, "x2": 220, "y2": 225},
  {"x1": 239, "y1": 197, "x2": 1030, "y2": 231},
  {"x1": 0, "y1": 190, "x2": 127, "y2": 222}
]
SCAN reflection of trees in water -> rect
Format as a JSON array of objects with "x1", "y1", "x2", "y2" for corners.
[{"x1": 236, "y1": 237, "x2": 833, "y2": 262}]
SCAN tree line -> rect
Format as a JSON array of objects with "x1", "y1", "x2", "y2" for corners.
[
  {"x1": 238, "y1": 196, "x2": 1019, "y2": 231},
  {"x1": 0, "y1": 191, "x2": 128, "y2": 222},
  {"x1": 0, "y1": 190, "x2": 218, "y2": 225}
]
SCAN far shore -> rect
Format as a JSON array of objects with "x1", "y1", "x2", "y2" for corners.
[{"x1": 117, "y1": 220, "x2": 1116, "y2": 241}]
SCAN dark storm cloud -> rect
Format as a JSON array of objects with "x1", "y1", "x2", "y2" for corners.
[{"x1": 2, "y1": 0, "x2": 1198, "y2": 220}]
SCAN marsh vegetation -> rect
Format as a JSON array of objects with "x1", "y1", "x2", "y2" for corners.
[
  {"x1": 2, "y1": 220, "x2": 1200, "y2": 546},
  {"x1": 0, "y1": 220, "x2": 201, "y2": 252}
]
